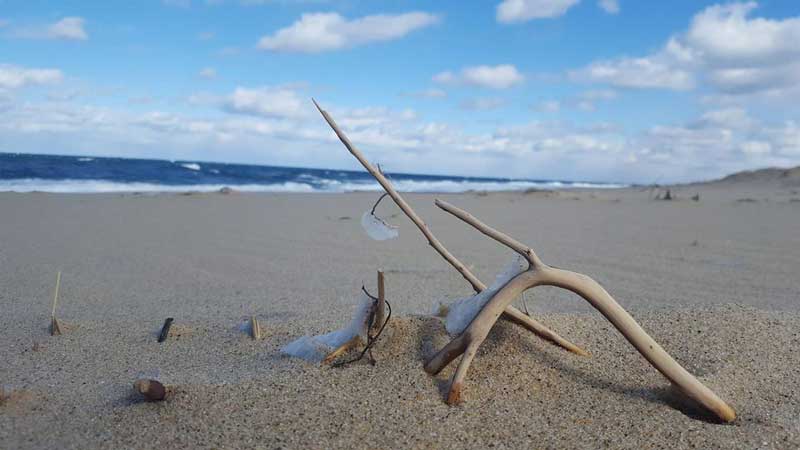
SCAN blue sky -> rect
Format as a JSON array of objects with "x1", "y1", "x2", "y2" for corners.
[{"x1": 1, "y1": 0, "x2": 799, "y2": 183}]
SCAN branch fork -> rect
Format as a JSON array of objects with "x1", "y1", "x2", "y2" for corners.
[{"x1": 424, "y1": 200, "x2": 736, "y2": 422}]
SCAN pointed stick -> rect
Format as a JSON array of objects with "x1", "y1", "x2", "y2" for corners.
[
  {"x1": 50, "y1": 271, "x2": 62, "y2": 336},
  {"x1": 312, "y1": 99, "x2": 586, "y2": 356},
  {"x1": 250, "y1": 315, "x2": 262, "y2": 340},
  {"x1": 375, "y1": 271, "x2": 386, "y2": 330}
]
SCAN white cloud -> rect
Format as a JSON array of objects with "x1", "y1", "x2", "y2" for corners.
[
  {"x1": 46, "y1": 17, "x2": 88, "y2": 41},
  {"x1": 257, "y1": 12, "x2": 440, "y2": 53},
  {"x1": 223, "y1": 86, "x2": 308, "y2": 119},
  {"x1": 570, "y1": 55, "x2": 695, "y2": 90},
  {"x1": 9, "y1": 17, "x2": 88, "y2": 41},
  {"x1": 199, "y1": 67, "x2": 217, "y2": 79},
  {"x1": 571, "y1": 2, "x2": 800, "y2": 99},
  {"x1": 597, "y1": 0, "x2": 619, "y2": 14},
  {"x1": 434, "y1": 64, "x2": 525, "y2": 89},
  {"x1": 0, "y1": 64, "x2": 63, "y2": 89},
  {"x1": 496, "y1": 0, "x2": 581, "y2": 23},
  {"x1": 0, "y1": 19, "x2": 10, "y2": 28}
]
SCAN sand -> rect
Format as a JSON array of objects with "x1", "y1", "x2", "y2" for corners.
[{"x1": 1, "y1": 184, "x2": 799, "y2": 449}]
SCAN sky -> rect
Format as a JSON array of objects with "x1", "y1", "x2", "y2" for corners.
[{"x1": 1, "y1": 0, "x2": 799, "y2": 183}]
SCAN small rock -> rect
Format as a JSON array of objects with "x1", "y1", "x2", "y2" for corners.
[{"x1": 134, "y1": 379, "x2": 167, "y2": 401}]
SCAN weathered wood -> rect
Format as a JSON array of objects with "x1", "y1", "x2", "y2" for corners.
[
  {"x1": 250, "y1": 316, "x2": 262, "y2": 340},
  {"x1": 375, "y1": 271, "x2": 386, "y2": 330},
  {"x1": 427, "y1": 200, "x2": 736, "y2": 423},
  {"x1": 50, "y1": 271, "x2": 62, "y2": 336}
]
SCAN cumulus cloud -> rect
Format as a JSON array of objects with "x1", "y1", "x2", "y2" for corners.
[
  {"x1": 496, "y1": 0, "x2": 581, "y2": 23},
  {"x1": 257, "y1": 12, "x2": 440, "y2": 53},
  {"x1": 571, "y1": 2, "x2": 800, "y2": 99},
  {"x1": 433, "y1": 64, "x2": 525, "y2": 89},
  {"x1": 0, "y1": 64, "x2": 63, "y2": 89},
  {"x1": 597, "y1": 0, "x2": 619, "y2": 14},
  {"x1": 223, "y1": 86, "x2": 308, "y2": 119},
  {"x1": 570, "y1": 54, "x2": 695, "y2": 90},
  {"x1": 10, "y1": 17, "x2": 88, "y2": 41}
]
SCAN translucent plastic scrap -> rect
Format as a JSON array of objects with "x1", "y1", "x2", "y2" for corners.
[
  {"x1": 445, "y1": 255, "x2": 527, "y2": 335},
  {"x1": 281, "y1": 292, "x2": 375, "y2": 363},
  {"x1": 361, "y1": 211, "x2": 399, "y2": 241}
]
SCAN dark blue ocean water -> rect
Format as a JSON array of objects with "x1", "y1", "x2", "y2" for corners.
[{"x1": 0, "y1": 153, "x2": 625, "y2": 193}]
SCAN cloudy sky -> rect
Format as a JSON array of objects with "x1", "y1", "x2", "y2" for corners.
[{"x1": 1, "y1": 0, "x2": 799, "y2": 183}]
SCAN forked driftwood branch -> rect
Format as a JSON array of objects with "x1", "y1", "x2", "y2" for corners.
[
  {"x1": 312, "y1": 99, "x2": 586, "y2": 357},
  {"x1": 424, "y1": 200, "x2": 736, "y2": 422}
]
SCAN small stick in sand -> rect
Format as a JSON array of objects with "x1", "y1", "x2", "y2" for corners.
[
  {"x1": 50, "y1": 271, "x2": 62, "y2": 336},
  {"x1": 250, "y1": 316, "x2": 262, "y2": 340},
  {"x1": 375, "y1": 271, "x2": 386, "y2": 330},
  {"x1": 157, "y1": 318, "x2": 174, "y2": 343},
  {"x1": 133, "y1": 379, "x2": 167, "y2": 401}
]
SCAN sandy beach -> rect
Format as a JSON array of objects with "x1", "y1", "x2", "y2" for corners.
[{"x1": 2, "y1": 183, "x2": 800, "y2": 449}]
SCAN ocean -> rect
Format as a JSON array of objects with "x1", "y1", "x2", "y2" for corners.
[{"x1": 0, "y1": 153, "x2": 625, "y2": 193}]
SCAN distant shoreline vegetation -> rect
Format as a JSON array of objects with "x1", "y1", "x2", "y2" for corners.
[{"x1": 0, "y1": 153, "x2": 626, "y2": 193}]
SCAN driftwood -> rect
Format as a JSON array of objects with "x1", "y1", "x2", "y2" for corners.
[
  {"x1": 157, "y1": 318, "x2": 174, "y2": 343},
  {"x1": 312, "y1": 100, "x2": 736, "y2": 422},
  {"x1": 313, "y1": 99, "x2": 586, "y2": 357},
  {"x1": 50, "y1": 271, "x2": 62, "y2": 336},
  {"x1": 250, "y1": 316, "x2": 263, "y2": 340},
  {"x1": 423, "y1": 200, "x2": 736, "y2": 422}
]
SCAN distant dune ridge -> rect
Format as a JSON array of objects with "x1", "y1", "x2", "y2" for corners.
[{"x1": 709, "y1": 165, "x2": 800, "y2": 187}]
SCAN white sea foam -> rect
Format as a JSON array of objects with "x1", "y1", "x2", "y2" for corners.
[
  {"x1": 77, "y1": 157, "x2": 94, "y2": 162},
  {"x1": 0, "y1": 179, "x2": 315, "y2": 193},
  {"x1": 0, "y1": 178, "x2": 626, "y2": 194},
  {"x1": 180, "y1": 163, "x2": 201, "y2": 171}
]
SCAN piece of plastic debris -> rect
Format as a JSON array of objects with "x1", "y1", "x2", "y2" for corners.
[
  {"x1": 281, "y1": 292, "x2": 375, "y2": 363},
  {"x1": 445, "y1": 255, "x2": 527, "y2": 335},
  {"x1": 361, "y1": 211, "x2": 399, "y2": 241}
]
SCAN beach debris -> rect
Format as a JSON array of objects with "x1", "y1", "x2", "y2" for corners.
[
  {"x1": 692, "y1": 193, "x2": 700, "y2": 202},
  {"x1": 282, "y1": 290, "x2": 376, "y2": 363},
  {"x1": 0, "y1": 385, "x2": 8, "y2": 405},
  {"x1": 50, "y1": 271, "x2": 62, "y2": 336},
  {"x1": 664, "y1": 189, "x2": 673, "y2": 200},
  {"x1": 313, "y1": 100, "x2": 736, "y2": 423},
  {"x1": 283, "y1": 271, "x2": 392, "y2": 366},
  {"x1": 133, "y1": 379, "x2": 167, "y2": 401},
  {"x1": 361, "y1": 193, "x2": 398, "y2": 241},
  {"x1": 312, "y1": 99, "x2": 584, "y2": 356},
  {"x1": 157, "y1": 318, "x2": 174, "y2": 343},
  {"x1": 250, "y1": 316, "x2": 262, "y2": 340},
  {"x1": 445, "y1": 255, "x2": 526, "y2": 335},
  {"x1": 218, "y1": 186, "x2": 237, "y2": 195},
  {"x1": 423, "y1": 200, "x2": 736, "y2": 422}
]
